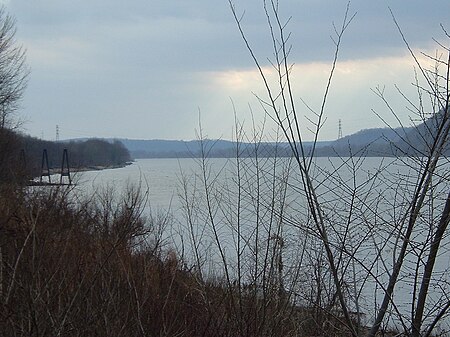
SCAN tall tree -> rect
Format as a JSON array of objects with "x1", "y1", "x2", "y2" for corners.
[
  {"x1": 0, "y1": 7, "x2": 28, "y2": 183},
  {"x1": 0, "y1": 6, "x2": 28, "y2": 130}
]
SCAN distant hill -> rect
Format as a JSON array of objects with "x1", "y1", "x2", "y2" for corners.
[
  {"x1": 315, "y1": 127, "x2": 408, "y2": 157},
  {"x1": 113, "y1": 124, "x2": 435, "y2": 158},
  {"x1": 116, "y1": 138, "x2": 332, "y2": 159},
  {"x1": 315, "y1": 111, "x2": 448, "y2": 157},
  {"x1": 335, "y1": 127, "x2": 405, "y2": 146},
  {"x1": 67, "y1": 111, "x2": 447, "y2": 159},
  {"x1": 120, "y1": 139, "x2": 238, "y2": 158}
]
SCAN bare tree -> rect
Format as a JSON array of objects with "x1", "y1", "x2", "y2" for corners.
[
  {"x1": 0, "y1": 6, "x2": 28, "y2": 130},
  {"x1": 0, "y1": 7, "x2": 28, "y2": 183},
  {"x1": 218, "y1": 1, "x2": 450, "y2": 336}
]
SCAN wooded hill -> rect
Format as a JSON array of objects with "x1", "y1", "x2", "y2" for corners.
[
  {"x1": 0, "y1": 128, "x2": 131, "y2": 184},
  {"x1": 115, "y1": 112, "x2": 449, "y2": 158}
]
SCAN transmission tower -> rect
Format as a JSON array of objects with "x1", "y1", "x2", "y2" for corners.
[
  {"x1": 56, "y1": 125, "x2": 60, "y2": 142},
  {"x1": 338, "y1": 119, "x2": 343, "y2": 139}
]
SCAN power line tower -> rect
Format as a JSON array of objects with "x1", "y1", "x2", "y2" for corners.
[
  {"x1": 56, "y1": 125, "x2": 60, "y2": 142},
  {"x1": 60, "y1": 148, "x2": 72, "y2": 185},
  {"x1": 338, "y1": 119, "x2": 343, "y2": 139},
  {"x1": 40, "y1": 149, "x2": 51, "y2": 184}
]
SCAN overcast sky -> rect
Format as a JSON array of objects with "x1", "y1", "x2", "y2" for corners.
[{"x1": 4, "y1": 0, "x2": 450, "y2": 141}]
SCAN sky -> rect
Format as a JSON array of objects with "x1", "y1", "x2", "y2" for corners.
[{"x1": 3, "y1": 0, "x2": 450, "y2": 141}]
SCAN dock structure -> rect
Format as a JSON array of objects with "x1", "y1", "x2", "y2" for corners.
[
  {"x1": 28, "y1": 148, "x2": 73, "y2": 187},
  {"x1": 60, "y1": 148, "x2": 71, "y2": 185},
  {"x1": 40, "y1": 149, "x2": 51, "y2": 184}
]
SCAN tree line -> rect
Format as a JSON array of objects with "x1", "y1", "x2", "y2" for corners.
[{"x1": 0, "y1": 128, "x2": 131, "y2": 184}]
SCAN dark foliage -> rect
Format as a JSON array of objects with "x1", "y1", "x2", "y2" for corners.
[{"x1": 0, "y1": 129, "x2": 131, "y2": 184}]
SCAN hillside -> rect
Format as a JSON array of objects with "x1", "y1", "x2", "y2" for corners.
[
  {"x1": 0, "y1": 129, "x2": 132, "y2": 184},
  {"x1": 322, "y1": 111, "x2": 449, "y2": 157},
  {"x1": 54, "y1": 112, "x2": 448, "y2": 160},
  {"x1": 118, "y1": 138, "x2": 331, "y2": 158},
  {"x1": 113, "y1": 113, "x2": 448, "y2": 159}
]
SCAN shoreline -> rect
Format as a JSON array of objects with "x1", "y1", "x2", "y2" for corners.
[
  {"x1": 31, "y1": 161, "x2": 134, "y2": 183},
  {"x1": 70, "y1": 161, "x2": 134, "y2": 173}
]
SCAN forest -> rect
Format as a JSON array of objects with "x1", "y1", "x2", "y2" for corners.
[{"x1": 0, "y1": 128, "x2": 131, "y2": 184}]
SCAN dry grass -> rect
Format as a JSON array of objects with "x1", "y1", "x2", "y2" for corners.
[{"x1": 0, "y1": 185, "x2": 364, "y2": 337}]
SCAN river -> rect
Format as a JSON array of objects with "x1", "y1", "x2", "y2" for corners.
[{"x1": 69, "y1": 156, "x2": 450, "y2": 333}]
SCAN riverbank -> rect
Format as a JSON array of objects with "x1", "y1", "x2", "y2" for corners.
[{"x1": 70, "y1": 161, "x2": 134, "y2": 172}]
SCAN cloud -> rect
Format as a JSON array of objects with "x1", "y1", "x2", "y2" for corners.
[
  {"x1": 5, "y1": 0, "x2": 450, "y2": 140},
  {"x1": 200, "y1": 49, "x2": 444, "y2": 140}
]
